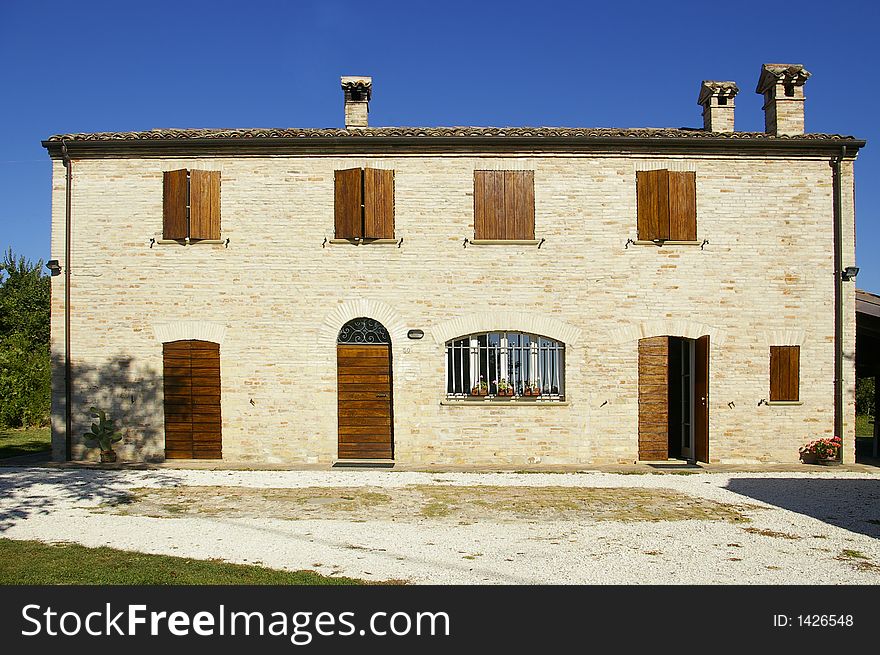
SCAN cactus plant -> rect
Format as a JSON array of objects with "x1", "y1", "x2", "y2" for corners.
[{"x1": 83, "y1": 406, "x2": 122, "y2": 462}]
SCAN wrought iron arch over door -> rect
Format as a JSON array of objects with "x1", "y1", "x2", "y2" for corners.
[{"x1": 337, "y1": 317, "x2": 391, "y2": 344}]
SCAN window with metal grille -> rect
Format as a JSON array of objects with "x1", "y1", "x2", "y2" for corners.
[{"x1": 445, "y1": 331, "x2": 564, "y2": 400}]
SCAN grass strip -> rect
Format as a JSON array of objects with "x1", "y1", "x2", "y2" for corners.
[{"x1": 0, "y1": 538, "x2": 365, "y2": 585}]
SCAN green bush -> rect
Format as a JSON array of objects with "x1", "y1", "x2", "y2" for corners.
[
  {"x1": 0, "y1": 249, "x2": 50, "y2": 428},
  {"x1": 856, "y1": 377, "x2": 875, "y2": 418}
]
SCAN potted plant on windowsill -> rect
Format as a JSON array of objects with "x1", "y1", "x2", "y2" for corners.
[
  {"x1": 83, "y1": 406, "x2": 123, "y2": 463},
  {"x1": 470, "y1": 377, "x2": 489, "y2": 397},
  {"x1": 497, "y1": 378, "x2": 513, "y2": 396},
  {"x1": 799, "y1": 436, "x2": 842, "y2": 465}
]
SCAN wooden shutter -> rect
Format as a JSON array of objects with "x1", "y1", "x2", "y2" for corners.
[
  {"x1": 669, "y1": 171, "x2": 697, "y2": 241},
  {"x1": 636, "y1": 169, "x2": 669, "y2": 241},
  {"x1": 189, "y1": 170, "x2": 221, "y2": 240},
  {"x1": 638, "y1": 336, "x2": 670, "y2": 461},
  {"x1": 770, "y1": 346, "x2": 800, "y2": 401},
  {"x1": 335, "y1": 168, "x2": 363, "y2": 239},
  {"x1": 163, "y1": 170, "x2": 188, "y2": 240},
  {"x1": 363, "y1": 168, "x2": 394, "y2": 239},
  {"x1": 505, "y1": 171, "x2": 535, "y2": 240},
  {"x1": 474, "y1": 170, "x2": 504, "y2": 240}
]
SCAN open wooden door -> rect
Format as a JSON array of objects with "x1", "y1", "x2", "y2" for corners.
[
  {"x1": 638, "y1": 336, "x2": 670, "y2": 461},
  {"x1": 694, "y1": 335, "x2": 710, "y2": 463}
]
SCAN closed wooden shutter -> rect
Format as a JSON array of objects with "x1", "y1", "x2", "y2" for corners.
[
  {"x1": 474, "y1": 171, "x2": 534, "y2": 240},
  {"x1": 163, "y1": 340, "x2": 222, "y2": 459},
  {"x1": 506, "y1": 170, "x2": 535, "y2": 240},
  {"x1": 668, "y1": 171, "x2": 697, "y2": 241},
  {"x1": 163, "y1": 169, "x2": 188, "y2": 240},
  {"x1": 363, "y1": 168, "x2": 394, "y2": 239},
  {"x1": 636, "y1": 170, "x2": 669, "y2": 241},
  {"x1": 638, "y1": 336, "x2": 670, "y2": 461},
  {"x1": 335, "y1": 168, "x2": 363, "y2": 239},
  {"x1": 770, "y1": 346, "x2": 800, "y2": 401},
  {"x1": 474, "y1": 170, "x2": 501, "y2": 239},
  {"x1": 189, "y1": 170, "x2": 221, "y2": 240}
]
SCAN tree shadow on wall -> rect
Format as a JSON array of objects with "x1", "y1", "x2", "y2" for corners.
[
  {"x1": 725, "y1": 477, "x2": 880, "y2": 539},
  {"x1": 54, "y1": 353, "x2": 166, "y2": 463}
]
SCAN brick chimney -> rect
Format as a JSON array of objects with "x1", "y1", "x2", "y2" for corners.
[
  {"x1": 697, "y1": 81, "x2": 739, "y2": 133},
  {"x1": 341, "y1": 76, "x2": 372, "y2": 129},
  {"x1": 755, "y1": 64, "x2": 811, "y2": 136}
]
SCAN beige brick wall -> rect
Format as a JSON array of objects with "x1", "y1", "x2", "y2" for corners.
[{"x1": 48, "y1": 151, "x2": 858, "y2": 466}]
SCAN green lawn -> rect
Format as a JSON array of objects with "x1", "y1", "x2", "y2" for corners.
[
  {"x1": 0, "y1": 538, "x2": 367, "y2": 585},
  {"x1": 856, "y1": 414, "x2": 875, "y2": 437},
  {"x1": 0, "y1": 426, "x2": 50, "y2": 459}
]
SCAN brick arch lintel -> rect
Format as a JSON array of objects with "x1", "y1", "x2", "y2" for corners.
[
  {"x1": 608, "y1": 319, "x2": 727, "y2": 346},
  {"x1": 321, "y1": 299, "x2": 408, "y2": 346},
  {"x1": 153, "y1": 321, "x2": 227, "y2": 345},
  {"x1": 762, "y1": 329, "x2": 806, "y2": 347},
  {"x1": 431, "y1": 312, "x2": 581, "y2": 346}
]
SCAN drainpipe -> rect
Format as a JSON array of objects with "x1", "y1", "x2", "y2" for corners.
[
  {"x1": 61, "y1": 140, "x2": 72, "y2": 461},
  {"x1": 832, "y1": 145, "x2": 847, "y2": 459}
]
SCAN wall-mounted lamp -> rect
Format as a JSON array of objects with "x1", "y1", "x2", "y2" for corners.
[
  {"x1": 841, "y1": 266, "x2": 859, "y2": 281},
  {"x1": 46, "y1": 260, "x2": 62, "y2": 276},
  {"x1": 407, "y1": 329, "x2": 424, "y2": 340}
]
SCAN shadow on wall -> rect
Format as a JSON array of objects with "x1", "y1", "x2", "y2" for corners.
[
  {"x1": 53, "y1": 353, "x2": 164, "y2": 463},
  {"x1": 725, "y1": 477, "x2": 880, "y2": 539},
  {"x1": 0, "y1": 467, "x2": 177, "y2": 533}
]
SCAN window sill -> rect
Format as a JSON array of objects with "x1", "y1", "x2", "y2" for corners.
[
  {"x1": 766, "y1": 400, "x2": 803, "y2": 406},
  {"x1": 441, "y1": 398, "x2": 568, "y2": 406},
  {"x1": 468, "y1": 239, "x2": 542, "y2": 246},
  {"x1": 328, "y1": 238, "x2": 399, "y2": 245},
  {"x1": 631, "y1": 240, "x2": 702, "y2": 247},
  {"x1": 155, "y1": 239, "x2": 226, "y2": 245}
]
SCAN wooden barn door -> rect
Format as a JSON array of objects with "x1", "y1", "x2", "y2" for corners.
[
  {"x1": 638, "y1": 336, "x2": 670, "y2": 461},
  {"x1": 693, "y1": 335, "x2": 710, "y2": 463},
  {"x1": 336, "y1": 343, "x2": 394, "y2": 459},
  {"x1": 163, "y1": 340, "x2": 222, "y2": 459}
]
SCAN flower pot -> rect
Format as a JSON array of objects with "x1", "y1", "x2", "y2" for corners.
[
  {"x1": 100, "y1": 450, "x2": 117, "y2": 463},
  {"x1": 479, "y1": 389, "x2": 488, "y2": 396},
  {"x1": 799, "y1": 452, "x2": 818, "y2": 465},
  {"x1": 818, "y1": 457, "x2": 841, "y2": 466}
]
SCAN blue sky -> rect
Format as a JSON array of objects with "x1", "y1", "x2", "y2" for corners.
[{"x1": 1, "y1": 0, "x2": 877, "y2": 289}]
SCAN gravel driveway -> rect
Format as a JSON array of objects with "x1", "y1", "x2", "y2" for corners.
[{"x1": 1, "y1": 466, "x2": 878, "y2": 584}]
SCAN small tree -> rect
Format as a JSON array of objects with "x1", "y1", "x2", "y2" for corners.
[
  {"x1": 0, "y1": 248, "x2": 51, "y2": 427},
  {"x1": 856, "y1": 377, "x2": 875, "y2": 418}
]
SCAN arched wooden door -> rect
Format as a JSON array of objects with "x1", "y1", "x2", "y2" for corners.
[
  {"x1": 163, "y1": 340, "x2": 222, "y2": 459},
  {"x1": 337, "y1": 318, "x2": 394, "y2": 460}
]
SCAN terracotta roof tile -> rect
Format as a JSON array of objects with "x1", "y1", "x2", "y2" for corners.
[{"x1": 45, "y1": 126, "x2": 858, "y2": 142}]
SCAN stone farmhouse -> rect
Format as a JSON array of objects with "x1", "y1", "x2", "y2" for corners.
[{"x1": 42, "y1": 63, "x2": 865, "y2": 466}]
